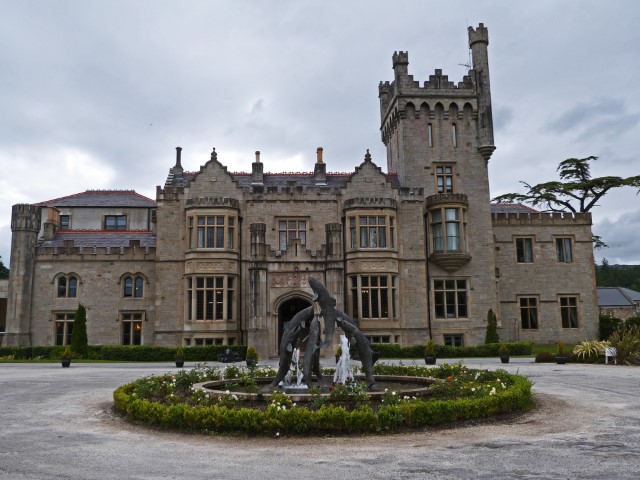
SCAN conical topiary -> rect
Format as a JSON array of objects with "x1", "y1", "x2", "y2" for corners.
[
  {"x1": 485, "y1": 308, "x2": 500, "y2": 344},
  {"x1": 70, "y1": 304, "x2": 88, "y2": 358}
]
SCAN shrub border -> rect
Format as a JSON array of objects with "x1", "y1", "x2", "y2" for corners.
[{"x1": 113, "y1": 367, "x2": 533, "y2": 436}]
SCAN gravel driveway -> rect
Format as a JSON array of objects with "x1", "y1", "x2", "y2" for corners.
[{"x1": 1, "y1": 360, "x2": 639, "y2": 479}]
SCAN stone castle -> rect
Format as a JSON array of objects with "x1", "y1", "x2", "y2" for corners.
[{"x1": 2, "y1": 24, "x2": 598, "y2": 356}]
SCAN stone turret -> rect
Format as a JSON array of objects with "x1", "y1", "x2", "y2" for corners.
[
  {"x1": 468, "y1": 23, "x2": 495, "y2": 161},
  {"x1": 2, "y1": 205, "x2": 41, "y2": 346}
]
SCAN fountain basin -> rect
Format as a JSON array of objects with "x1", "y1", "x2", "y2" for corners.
[{"x1": 193, "y1": 375, "x2": 436, "y2": 403}]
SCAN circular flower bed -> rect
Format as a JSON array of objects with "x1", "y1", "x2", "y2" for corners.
[{"x1": 113, "y1": 363, "x2": 533, "y2": 436}]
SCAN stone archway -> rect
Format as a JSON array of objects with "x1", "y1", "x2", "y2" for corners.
[{"x1": 277, "y1": 297, "x2": 312, "y2": 353}]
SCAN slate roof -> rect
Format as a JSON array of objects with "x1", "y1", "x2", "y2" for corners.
[
  {"x1": 39, "y1": 231, "x2": 156, "y2": 249},
  {"x1": 490, "y1": 203, "x2": 539, "y2": 214},
  {"x1": 35, "y1": 190, "x2": 156, "y2": 208},
  {"x1": 597, "y1": 287, "x2": 640, "y2": 307}
]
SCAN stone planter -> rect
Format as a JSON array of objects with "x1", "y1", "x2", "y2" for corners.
[
  {"x1": 500, "y1": 354, "x2": 510, "y2": 364},
  {"x1": 246, "y1": 358, "x2": 257, "y2": 368},
  {"x1": 175, "y1": 358, "x2": 185, "y2": 368},
  {"x1": 61, "y1": 358, "x2": 71, "y2": 368},
  {"x1": 556, "y1": 356, "x2": 567, "y2": 365}
]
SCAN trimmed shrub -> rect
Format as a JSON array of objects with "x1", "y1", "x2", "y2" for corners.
[
  {"x1": 70, "y1": 304, "x2": 89, "y2": 358},
  {"x1": 535, "y1": 352, "x2": 555, "y2": 363},
  {"x1": 485, "y1": 309, "x2": 500, "y2": 344},
  {"x1": 370, "y1": 341, "x2": 532, "y2": 359}
]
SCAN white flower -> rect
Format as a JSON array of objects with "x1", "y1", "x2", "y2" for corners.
[
  {"x1": 489, "y1": 387, "x2": 496, "y2": 396},
  {"x1": 501, "y1": 383, "x2": 506, "y2": 389},
  {"x1": 225, "y1": 390, "x2": 230, "y2": 394},
  {"x1": 471, "y1": 387, "x2": 476, "y2": 392},
  {"x1": 392, "y1": 391, "x2": 396, "y2": 396}
]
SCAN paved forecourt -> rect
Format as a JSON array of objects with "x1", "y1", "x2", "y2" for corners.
[{"x1": 0, "y1": 359, "x2": 639, "y2": 479}]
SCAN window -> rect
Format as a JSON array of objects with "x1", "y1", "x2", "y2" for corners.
[
  {"x1": 560, "y1": 296, "x2": 579, "y2": 328},
  {"x1": 123, "y1": 275, "x2": 145, "y2": 298},
  {"x1": 519, "y1": 297, "x2": 539, "y2": 329},
  {"x1": 122, "y1": 312, "x2": 143, "y2": 345},
  {"x1": 57, "y1": 275, "x2": 78, "y2": 298},
  {"x1": 366, "y1": 335, "x2": 392, "y2": 344},
  {"x1": 434, "y1": 279, "x2": 468, "y2": 319},
  {"x1": 104, "y1": 215, "x2": 126, "y2": 230},
  {"x1": 435, "y1": 165, "x2": 454, "y2": 193},
  {"x1": 189, "y1": 215, "x2": 236, "y2": 249},
  {"x1": 427, "y1": 123, "x2": 433, "y2": 147},
  {"x1": 444, "y1": 334, "x2": 464, "y2": 347},
  {"x1": 278, "y1": 220, "x2": 307, "y2": 250},
  {"x1": 59, "y1": 215, "x2": 70, "y2": 230},
  {"x1": 187, "y1": 276, "x2": 235, "y2": 321},
  {"x1": 515, "y1": 237, "x2": 534, "y2": 263},
  {"x1": 556, "y1": 238, "x2": 573, "y2": 263},
  {"x1": 452, "y1": 123, "x2": 458, "y2": 147},
  {"x1": 430, "y1": 207, "x2": 465, "y2": 252},
  {"x1": 54, "y1": 313, "x2": 74, "y2": 346},
  {"x1": 348, "y1": 214, "x2": 395, "y2": 249},
  {"x1": 349, "y1": 275, "x2": 397, "y2": 320}
]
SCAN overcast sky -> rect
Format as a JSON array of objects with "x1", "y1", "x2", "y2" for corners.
[{"x1": 1, "y1": 0, "x2": 639, "y2": 267}]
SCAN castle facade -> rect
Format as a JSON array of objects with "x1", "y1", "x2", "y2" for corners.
[{"x1": 2, "y1": 25, "x2": 598, "y2": 356}]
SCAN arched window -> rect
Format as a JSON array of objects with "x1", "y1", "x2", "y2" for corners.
[
  {"x1": 57, "y1": 275, "x2": 78, "y2": 298},
  {"x1": 123, "y1": 275, "x2": 145, "y2": 298}
]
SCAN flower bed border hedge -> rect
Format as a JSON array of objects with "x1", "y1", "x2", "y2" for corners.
[{"x1": 113, "y1": 366, "x2": 533, "y2": 436}]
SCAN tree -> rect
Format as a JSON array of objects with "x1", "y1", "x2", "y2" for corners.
[
  {"x1": 0, "y1": 256, "x2": 9, "y2": 279},
  {"x1": 485, "y1": 309, "x2": 500, "y2": 344},
  {"x1": 70, "y1": 304, "x2": 88, "y2": 358},
  {"x1": 492, "y1": 156, "x2": 640, "y2": 214}
]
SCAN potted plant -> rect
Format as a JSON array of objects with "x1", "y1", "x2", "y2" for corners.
[
  {"x1": 61, "y1": 346, "x2": 72, "y2": 368},
  {"x1": 499, "y1": 344, "x2": 510, "y2": 364},
  {"x1": 424, "y1": 339, "x2": 436, "y2": 365},
  {"x1": 175, "y1": 347, "x2": 185, "y2": 368},
  {"x1": 245, "y1": 346, "x2": 258, "y2": 367},
  {"x1": 335, "y1": 344, "x2": 343, "y2": 363},
  {"x1": 556, "y1": 341, "x2": 567, "y2": 364}
]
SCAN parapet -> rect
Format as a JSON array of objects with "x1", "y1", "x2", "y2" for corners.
[
  {"x1": 468, "y1": 23, "x2": 489, "y2": 47},
  {"x1": 344, "y1": 197, "x2": 398, "y2": 210},
  {"x1": 492, "y1": 211, "x2": 593, "y2": 226},
  {"x1": 185, "y1": 196, "x2": 240, "y2": 209},
  {"x1": 11, "y1": 204, "x2": 41, "y2": 232}
]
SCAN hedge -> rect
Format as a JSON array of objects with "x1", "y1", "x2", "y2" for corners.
[
  {"x1": 368, "y1": 341, "x2": 533, "y2": 359},
  {"x1": 113, "y1": 365, "x2": 534, "y2": 436},
  {"x1": 0, "y1": 345, "x2": 247, "y2": 361}
]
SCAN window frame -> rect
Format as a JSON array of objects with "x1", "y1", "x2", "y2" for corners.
[
  {"x1": 104, "y1": 215, "x2": 127, "y2": 231},
  {"x1": 186, "y1": 276, "x2": 236, "y2": 322},
  {"x1": 53, "y1": 312, "x2": 74, "y2": 346},
  {"x1": 347, "y1": 213, "x2": 396, "y2": 250},
  {"x1": 121, "y1": 311, "x2": 144, "y2": 345},
  {"x1": 519, "y1": 296, "x2": 539, "y2": 329},
  {"x1": 433, "y1": 279, "x2": 468, "y2": 319},
  {"x1": 187, "y1": 213, "x2": 237, "y2": 250},
  {"x1": 349, "y1": 274, "x2": 397, "y2": 321},
  {"x1": 430, "y1": 206, "x2": 466, "y2": 253},
  {"x1": 515, "y1": 237, "x2": 534, "y2": 263},
  {"x1": 123, "y1": 275, "x2": 145, "y2": 298},
  {"x1": 56, "y1": 274, "x2": 78, "y2": 298},
  {"x1": 443, "y1": 334, "x2": 464, "y2": 347},
  {"x1": 277, "y1": 218, "x2": 308, "y2": 251},
  {"x1": 556, "y1": 237, "x2": 573, "y2": 263},
  {"x1": 559, "y1": 296, "x2": 579, "y2": 329},
  {"x1": 59, "y1": 215, "x2": 70, "y2": 230},
  {"x1": 435, "y1": 164, "x2": 455, "y2": 194}
]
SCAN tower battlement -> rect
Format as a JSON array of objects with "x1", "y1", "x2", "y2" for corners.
[{"x1": 468, "y1": 23, "x2": 489, "y2": 47}]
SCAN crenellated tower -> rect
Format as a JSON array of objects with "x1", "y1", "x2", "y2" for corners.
[{"x1": 2, "y1": 205, "x2": 41, "y2": 346}]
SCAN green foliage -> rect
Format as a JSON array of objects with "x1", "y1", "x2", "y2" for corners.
[
  {"x1": 424, "y1": 339, "x2": 435, "y2": 356},
  {"x1": 370, "y1": 341, "x2": 532, "y2": 359},
  {"x1": 600, "y1": 315, "x2": 623, "y2": 341},
  {"x1": 113, "y1": 364, "x2": 533, "y2": 436},
  {"x1": 608, "y1": 325, "x2": 640, "y2": 365},
  {"x1": 556, "y1": 341, "x2": 565, "y2": 355},
  {"x1": 0, "y1": 256, "x2": 9, "y2": 279},
  {"x1": 245, "y1": 346, "x2": 258, "y2": 361},
  {"x1": 596, "y1": 263, "x2": 640, "y2": 291},
  {"x1": 492, "y1": 156, "x2": 640, "y2": 214},
  {"x1": 175, "y1": 347, "x2": 184, "y2": 359},
  {"x1": 535, "y1": 352, "x2": 556, "y2": 363},
  {"x1": 485, "y1": 309, "x2": 500, "y2": 344},
  {"x1": 499, "y1": 344, "x2": 509, "y2": 355},
  {"x1": 70, "y1": 304, "x2": 88, "y2": 358},
  {"x1": 572, "y1": 340, "x2": 607, "y2": 361},
  {"x1": 61, "y1": 346, "x2": 72, "y2": 359}
]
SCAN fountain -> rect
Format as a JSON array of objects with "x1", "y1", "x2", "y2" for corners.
[{"x1": 334, "y1": 334, "x2": 354, "y2": 384}]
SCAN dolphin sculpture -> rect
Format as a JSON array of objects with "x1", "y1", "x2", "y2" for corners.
[
  {"x1": 308, "y1": 276, "x2": 339, "y2": 348},
  {"x1": 303, "y1": 315, "x2": 323, "y2": 388},
  {"x1": 258, "y1": 306, "x2": 314, "y2": 394}
]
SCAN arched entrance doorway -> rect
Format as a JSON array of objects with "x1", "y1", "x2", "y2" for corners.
[{"x1": 277, "y1": 297, "x2": 312, "y2": 353}]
